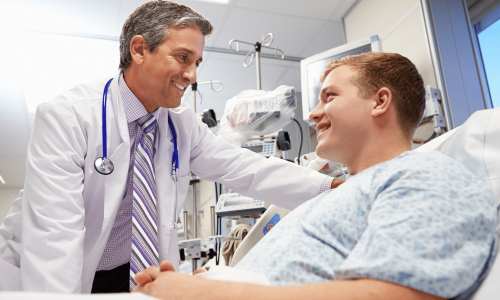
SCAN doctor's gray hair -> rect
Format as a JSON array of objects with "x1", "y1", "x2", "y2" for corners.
[{"x1": 119, "y1": 0, "x2": 213, "y2": 71}]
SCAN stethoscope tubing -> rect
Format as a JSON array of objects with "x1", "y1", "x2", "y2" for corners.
[
  {"x1": 102, "y1": 78, "x2": 113, "y2": 158},
  {"x1": 168, "y1": 117, "x2": 181, "y2": 229},
  {"x1": 94, "y1": 78, "x2": 115, "y2": 176},
  {"x1": 97, "y1": 78, "x2": 182, "y2": 229}
]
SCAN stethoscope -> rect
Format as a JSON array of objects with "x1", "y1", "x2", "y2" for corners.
[{"x1": 95, "y1": 78, "x2": 183, "y2": 230}]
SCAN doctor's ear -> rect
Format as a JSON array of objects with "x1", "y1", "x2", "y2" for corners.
[
  {"x1": 372, "y1": 87, "x2": 392, "y2": 117},
  {"x1": 130, "y1": 35, "x2": 147, "y2": 65}
]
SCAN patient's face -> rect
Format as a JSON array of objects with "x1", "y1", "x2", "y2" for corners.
[{"x1": 309, "y1": 65, "x2": 374, "y2": 162}]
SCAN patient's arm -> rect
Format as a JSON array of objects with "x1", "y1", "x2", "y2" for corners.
[{"x1": 133, "y1": 264, "x2": 444, "y2": 300}]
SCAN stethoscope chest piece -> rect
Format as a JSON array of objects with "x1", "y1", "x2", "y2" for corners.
[
  {"x1": 172, "y1": 222, "x2": 183, "y2": 230},
  {"x1": 95, "y1": 157, "x2": 114, "y2": 175}
]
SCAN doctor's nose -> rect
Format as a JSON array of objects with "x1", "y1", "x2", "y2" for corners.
[
  {"x1": 309, "y1": 103, "x2": 325, "y2": 124},
  {"x1": 183, "y1": 63, "x2": 197, "y2": 84}
]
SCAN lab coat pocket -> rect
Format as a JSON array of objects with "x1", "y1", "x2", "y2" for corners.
[{"x1": 0, "y1": 257, "x2": 21, "y2": 291}]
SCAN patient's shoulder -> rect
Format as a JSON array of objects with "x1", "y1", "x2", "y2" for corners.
[{"x1": 384, "y1": 150, "x2": 485, "y2": 185}]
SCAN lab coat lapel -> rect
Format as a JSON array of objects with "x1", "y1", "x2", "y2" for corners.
[
  {"x1": 102, "y1": 74, "x2": 130, "y2": 235},
  {"x1": 155, "y1": 108, "x2": 176, "y2": 261}
]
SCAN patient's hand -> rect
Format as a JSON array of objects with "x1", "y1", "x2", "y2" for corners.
[
  {"x1": 132, "y1": 263, "x2": 210, "y2": 300},
  {"x1": 134, "y1": 260, "x2": 176, "y2": 286},
  {"x1": 134, "y1": 261, "x2": 207, "y2": 288}
]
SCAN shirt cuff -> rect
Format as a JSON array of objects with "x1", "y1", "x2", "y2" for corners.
[{"x1": 318, "y1": 177, "x2": 335, "y2": 194}]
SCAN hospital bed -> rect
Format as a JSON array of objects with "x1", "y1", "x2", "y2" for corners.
[
  {"x1": 414, "y1": 108, "x2": 500, "y2": 299},
  {"x1": 1, "y1": 108, "x2": 499, "y2": 298},
  {"x1": 225, "y1": 108, "x2": 500, "y2": 298}
]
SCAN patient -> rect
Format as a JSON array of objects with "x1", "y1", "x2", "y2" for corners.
[{"x1": 132, "y1": 52, "x2": 497, "y2": 300}]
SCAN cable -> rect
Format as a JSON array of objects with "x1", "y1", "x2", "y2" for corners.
[
  {"x1": 331, "y1": 163, "x2": 347, "y2": 178},
  {"x1": 292, "y1": 119, "x2": 303, "y2": 165},
  {"x1": 215, "y1": 216, "x2": 221, "y2": 265}
]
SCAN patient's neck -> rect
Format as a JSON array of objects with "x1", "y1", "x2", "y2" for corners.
[{"x1": 344, "y1": 132, "x2": 412, "y2": 176}]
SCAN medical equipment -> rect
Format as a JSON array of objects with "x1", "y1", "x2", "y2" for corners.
[
  {"x1": 229, "y1": 33, "x2": 285, "y2": 90},
  {"x1": 94, "y1": 78, "x2": 182, "y2": 229},
  {"x1": 178, "y1": 235, "x2": 239, "y2": 273},
  {"x1": 94, "y1": 78, "x2": 115, "y2": 175},
  {"x1": 298, "y1": 152, "x2": 347, "y2": 178},
  {"x1": 241, "y1": 137, "x2": 286, "y2": 158},
  {"x1": 229, "y1": 204, "x2": 290, "y2": 267},
  {"x1": 217, "y1": 85, "x2": 297, "y2": 145},
  {"x1": 191, "y1": 80, "x2": 223, "y2": 111},
  {"x1": 413, "y1": 85, "x2": 448, "y2": 144},
  {"x1": 178, "y1": 204, "x2": 239, "y2": 273},
  {"x1": 221, "y1": 225, "x2": 251, "y2": 263},
  {"x1": 168, "y1": 117, "x2": 183, "y2": 230},
  {"x1": 187, "y1": 81, "x2": 224, "y2": 239},
  {"x1": 300, "y1": 35, "x2": 381, "y2": 126},
  {"x1": 215, "y1": 193, "x2": 271, "y2": 219},
  {"x1": 191, "y1": 80, "x2": 223, "y2": 128}
]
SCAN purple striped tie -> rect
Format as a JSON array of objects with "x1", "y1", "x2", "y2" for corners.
[{"x1": 130, "y1": 114, "x2": 159, "y2": 290}]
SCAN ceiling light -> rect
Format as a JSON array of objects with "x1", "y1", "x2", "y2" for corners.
[{"x1": 0, "y1": 175, "x2": 6, "y2": 185}]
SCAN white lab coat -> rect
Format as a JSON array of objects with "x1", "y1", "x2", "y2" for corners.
[{"x1": 0, "y1": 73, "x2": 327, "y2": 293}]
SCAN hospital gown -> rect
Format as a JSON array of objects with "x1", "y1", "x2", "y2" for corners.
[{"x1": 235, "y1": 151, "x2": 497, "y2": 299}]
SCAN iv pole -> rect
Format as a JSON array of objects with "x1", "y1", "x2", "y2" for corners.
[
  {"x1": 229, "y1": 33, "x2": 285, "y2": 90},
  {"x1": 228, "y1": 34, "x2": 294, "y2": 160},
  {"x1": 176, "y1": 80, "x2": 238, "y2": 274},
  {"x1": 188, "y1": 80, "x2": 222, "y2": 274},
  {"x1": 191, "y1": 80, "x2": 223, "y2": 113}
]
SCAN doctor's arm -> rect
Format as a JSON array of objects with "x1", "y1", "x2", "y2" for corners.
[
  {"x1": 133, "y1": 264, "x2": 443, "y2": 300},
  {"x1": 21, "y1": 101, "x2": 87, "y2": 292},
  {"x1": 188, "y1": 119, "x2": 330, "y2": 210}
]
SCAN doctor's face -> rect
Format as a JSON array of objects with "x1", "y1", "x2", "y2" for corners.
[
  {"x1": 141, "y1": 25, "x2": 205, "y2": 109},
  {"x1": 309, "y1": 65, "x2": 373, "y2": 163}
]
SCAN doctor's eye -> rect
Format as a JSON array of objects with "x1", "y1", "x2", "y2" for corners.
[{"x1": 178, "y1": 55, "x2": 187, "y2": 62}]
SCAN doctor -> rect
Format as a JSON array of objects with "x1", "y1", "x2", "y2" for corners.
[{"x1": 0, "y1": 0, "x2": 335, "y2": 294}]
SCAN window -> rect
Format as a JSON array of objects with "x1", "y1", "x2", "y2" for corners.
[
  {"x1": 0, "y1": 28, "x2": 119, "y2": 113},
  {"x1": 473, "y1": 6, "x2": 500, "y2": 108}
]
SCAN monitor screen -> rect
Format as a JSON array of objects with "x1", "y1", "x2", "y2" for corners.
[
  {"x1": 301, "y1": 36, "x2": 381, "y2": 126},
  {"x1": 244, "y1": 145, "x2": 263, "y2": 153}
]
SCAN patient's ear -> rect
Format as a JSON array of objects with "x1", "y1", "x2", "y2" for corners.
[{"x1": 372, "y1": 87, "x2": 392, "y2": 117}]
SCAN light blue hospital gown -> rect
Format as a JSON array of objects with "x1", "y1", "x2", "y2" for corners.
[{"x1": 235, "y1": 151, "x2": 497, "y2": 299}]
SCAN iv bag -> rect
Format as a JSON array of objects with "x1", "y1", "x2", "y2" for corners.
[{"x1": 218, "y1": 85, "x2": 297, "y2": 145}]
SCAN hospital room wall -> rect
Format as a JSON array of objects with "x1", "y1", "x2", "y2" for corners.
[
  {"x1": 344, "y1": 0, "x2": 437, "y2": 97},
  {"x1": 0, "y1": 188, "x2": 19, "y2": 222}
]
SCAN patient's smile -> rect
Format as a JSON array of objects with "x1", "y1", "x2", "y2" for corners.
[{"x1": 317, "y1": 124, "x2": 331, "y2": 134}]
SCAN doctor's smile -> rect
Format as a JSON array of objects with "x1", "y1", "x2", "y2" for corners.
[{"x1": 172, "y1": 81, "x2": 186, "y2": 91}]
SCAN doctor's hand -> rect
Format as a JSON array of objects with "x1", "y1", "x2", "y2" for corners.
[
  {"x1": 134, "y1": 260, "x2": 176, "y2": 287},
  {"x1": 331, "y1": 179, "x2": 345, "y2": 189}
]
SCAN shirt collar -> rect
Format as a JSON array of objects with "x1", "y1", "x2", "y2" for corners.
[{"x1": 118, "y1": 72, "x2": 161, "y2": 123}]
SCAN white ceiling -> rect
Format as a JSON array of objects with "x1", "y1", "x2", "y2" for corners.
[{"x1": 0, "y1": 0, "x2": 356, "y2": 190}]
